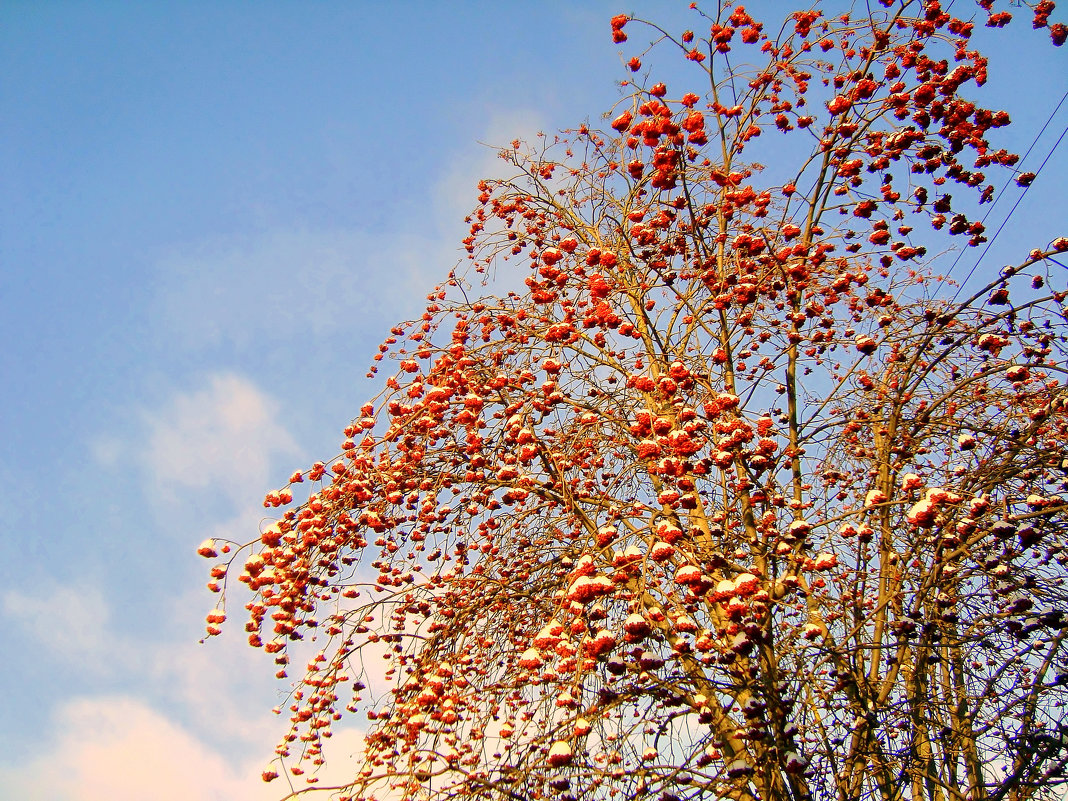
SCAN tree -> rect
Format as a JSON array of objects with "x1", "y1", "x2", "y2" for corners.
[{"x1": 200, "y1": 3, "x2": 1068, "y2": 800}]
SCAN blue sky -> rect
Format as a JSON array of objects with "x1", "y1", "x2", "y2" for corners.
[{"x1": 1, "y1": 2, "x2": 1065, "y2": 798}]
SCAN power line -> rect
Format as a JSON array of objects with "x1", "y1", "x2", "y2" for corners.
[
  {"x1": 954, "y1": 119, "x2": 1068, "y2": 296},
  {"x1": 946, "y1": 87, "x2": 1068, "y2": 296}
]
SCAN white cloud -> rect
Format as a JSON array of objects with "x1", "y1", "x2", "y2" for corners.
[
  {"x1": 1, "y1": 583, "x2": 122, "y2": 671},
  {"x1": 0, "y1": 577, "x2": 265, "y2": 729},
  {"x1": 430, "y1": 108, "x2": 553, "y2": 303},
  {"x1": 88, "y1": 433, "x2": 124, "y2": 468},
  {"x1": 153, "y1": 108, "x2": 550, "y2": 357},
  {"x1": 154, "y1": 225, "x2": 444, "y2": 353},
  {"x1": 0, "y1": 696, "x2": 280, "y2": 801},
  {"x1": 433, "y1": 108, "x2": 549, "y2": 222},
  {"x1": 0, "y1": 578, "x2": 367, "y2": 795},
  {"x1": 142, "y1": 372, "x2": 301, "y2": 508},
  {"x1": 0, "y1": 575, "x2": 288, "y2": 764},
  {"x1": 145, "y1": 585, "x2": 283, "y2": 743},
  {"x1": 0, "y1": 694, "x2": 382, "y2": 801},
  {"x1": 17, "y1": 110, "x2": 562, "y2": 801}
]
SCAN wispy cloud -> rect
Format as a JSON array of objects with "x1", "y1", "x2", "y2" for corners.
[
  {"x1": 0, "y1": 576, "x2": 271, "y2": 743},
  {"x1": 0, "y1": 696, "x2": 280, "y2": 801},
  {"x1": 153, "y1": 225, "x2": 446, "y2": 354},
  {"x1": 141, "y1": 372, "x2": 301, "y2": 508},
  {"x1": 0, "y1": 686, "x2": 380, "y2": 801},
  {"x1": 432, "y1": 108, "x2": 552, "y2": 299},
  {"x1": 433, "y1": 108, "x2": 550, "y2": 221},
  {"x1": 10, "y1": 107, "x2": 562, "y2": 801},
  {"x1": 2, "y1": 583, "x2": 117, "y2": 670},
  {"x1": 152, "y1": 108, "x2": 551, "y2": 359}
]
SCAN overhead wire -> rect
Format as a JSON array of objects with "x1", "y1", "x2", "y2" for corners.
[
  {"x1": 944, "y1": 87, "x2": 1068, "y2": 298},
  {"x1": 955, "y1": 121, "x2": 1068, "y2": 290}
]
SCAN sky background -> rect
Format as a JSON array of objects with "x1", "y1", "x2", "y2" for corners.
[{"x1": 1, "y1": 2, "x2": 1065, "y2": 799}]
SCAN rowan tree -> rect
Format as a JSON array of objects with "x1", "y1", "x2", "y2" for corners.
[{"x1": 200, "y1": 2, "x2": 1068, "y2": 800}]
